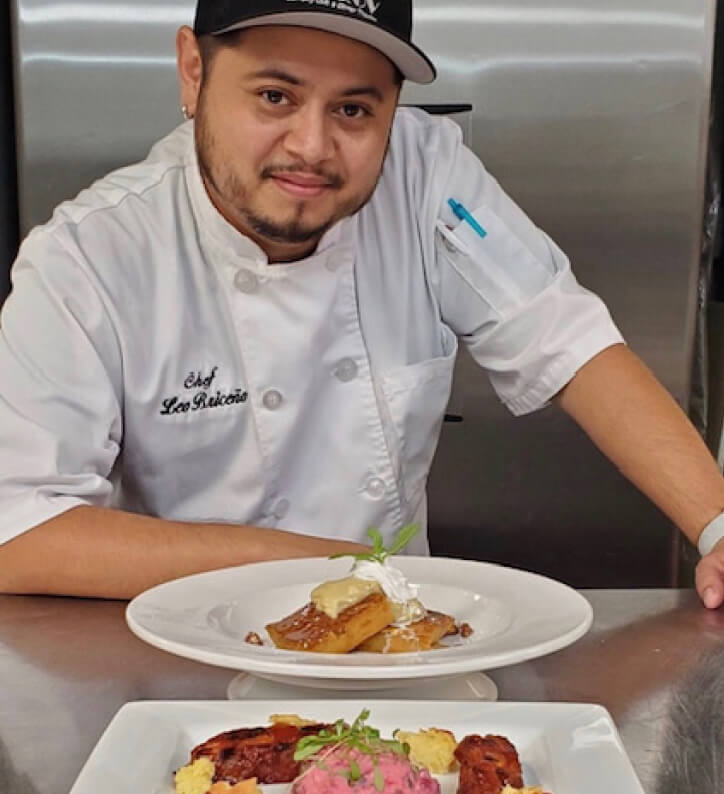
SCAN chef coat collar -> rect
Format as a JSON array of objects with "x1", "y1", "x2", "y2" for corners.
[{"x1": 183, "y1": 122, "x2": 347, "y2": 270}]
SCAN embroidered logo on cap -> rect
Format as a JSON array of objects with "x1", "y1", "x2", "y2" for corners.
[{"x1": 286, "y1": 0, "x2": 381, "y2": 23}]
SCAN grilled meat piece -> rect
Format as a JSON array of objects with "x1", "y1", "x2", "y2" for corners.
[
  {"x1": 190, "y1": 721, "x2": 328, "y2": 785},
  {"x1": 454, "y1": 734, "x2": 524, "y2": 794},
  {"x1": 457, "y1": 758, "x2": 509, "y2": 794}
]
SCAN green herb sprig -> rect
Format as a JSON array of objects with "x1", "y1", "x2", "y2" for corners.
[
  {"x1": 293, "y1": 709, "x2": 409, "y2": 791},
  {"x1": 330, "y1": 523, "x2": 419, "y2": 565}
]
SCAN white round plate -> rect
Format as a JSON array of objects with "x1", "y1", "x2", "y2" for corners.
[{"x1": 126, "y1": 556, "x2": 592, "y2": 686}]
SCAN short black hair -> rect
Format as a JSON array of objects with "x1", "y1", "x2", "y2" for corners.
[
  {"x1": 196, "y1": 31, "x2": 404, "y2": 86},
  {"x1": 197, "y1": 30, "x2": 244, "y2": 83}
]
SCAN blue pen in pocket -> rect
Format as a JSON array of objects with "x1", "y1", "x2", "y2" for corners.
[{"x1": 448, "y1": 198, "x2": 488, "y2": 239}]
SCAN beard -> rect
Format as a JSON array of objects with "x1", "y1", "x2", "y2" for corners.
[{"x1": 194, "y1": 100, "x2": 380, "y2": 247}]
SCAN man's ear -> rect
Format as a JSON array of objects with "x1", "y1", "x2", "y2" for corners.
[{"x1": 176, "y1": 26, "x2": 203, "y2": 117}]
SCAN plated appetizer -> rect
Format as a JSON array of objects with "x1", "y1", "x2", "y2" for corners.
[
  {"x1": 262, "y1": 525, "x2": 471, "y2": 654},
  {"x1": 173, "y1": 710, "x2": 550, "y2": 794}
]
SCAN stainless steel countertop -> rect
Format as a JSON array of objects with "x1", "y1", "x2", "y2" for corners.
[{"x1": 1, "y1": 589, "x2": 722, "y2": 794}]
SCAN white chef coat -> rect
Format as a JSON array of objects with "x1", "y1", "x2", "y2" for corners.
[{"x1": 0, "y1": 108, "x2": 623, "y2": 553}]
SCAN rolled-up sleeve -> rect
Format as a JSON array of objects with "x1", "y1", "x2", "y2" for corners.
[
  {"x1": 0, "y1": 231, "x2": 123, "y2": 544},
  {"x1": 432, "y1": 129, "x2": 624, "y2": 415}
]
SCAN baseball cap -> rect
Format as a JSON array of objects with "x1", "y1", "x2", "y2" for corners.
[{"x1": 193, "y1": 0, "x2": 436, "y2": 84}]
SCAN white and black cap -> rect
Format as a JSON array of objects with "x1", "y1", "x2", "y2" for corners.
[{"x1": 193, "y1": 0, "x2": 436, "y2": 84}]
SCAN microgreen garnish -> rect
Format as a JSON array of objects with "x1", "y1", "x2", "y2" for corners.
[
  {"x1": 293, "y1": 709, "x2": 409, "y2": 791},
  {"x1": 294, "y1": 709, "x2": 407, "y2": 760},
  {"x1": 330, "y1": 523, "x2": 419, "y2": 565},
  {"x1": 347, "y1": 759, "x2": 362, "y2": 782}
]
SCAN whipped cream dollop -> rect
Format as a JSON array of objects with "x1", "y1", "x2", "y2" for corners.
[{"x1": 352, "y1": 559, "x2": 425, "y2": 625}]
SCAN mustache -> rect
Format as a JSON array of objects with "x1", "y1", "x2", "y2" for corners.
[{"x1": 261, "y1": 163, "x2": 344, "y2": 190}]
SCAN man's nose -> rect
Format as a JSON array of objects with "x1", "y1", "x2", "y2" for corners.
[{"x1": 283, "y1": 106, "x2": 335, "y2": 165}]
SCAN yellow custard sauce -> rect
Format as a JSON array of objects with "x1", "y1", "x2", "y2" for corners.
[{"x1": 310, "y1": 576, "x2": 382, "y2": 619}]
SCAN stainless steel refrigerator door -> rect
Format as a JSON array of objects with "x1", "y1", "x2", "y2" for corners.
[
  {"x1": 401, "y1": 1, "x2": 715, "y2": 585},
  {"x1": 11, "y1": 0, "x2": 188, "y2": 233},
  {"x1": 10, "y1": 0, "x2": 715, "y2": 585}
]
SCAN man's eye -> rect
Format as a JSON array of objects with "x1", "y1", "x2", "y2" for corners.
[
  {"x1": 262, "y1": 90, "x2": 286, "y2": 105},
  {"x1": 340, "y1": 104, "x2": 368, "y2": 119}
]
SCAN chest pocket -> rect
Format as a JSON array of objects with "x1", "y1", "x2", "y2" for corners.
[{"x1": 377, "y1": 324, "x2": 458, "y2": 509}]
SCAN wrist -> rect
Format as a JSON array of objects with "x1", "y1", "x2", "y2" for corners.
[{"x1": 697, "y1": 511, "x2": 724, "y2": 555}]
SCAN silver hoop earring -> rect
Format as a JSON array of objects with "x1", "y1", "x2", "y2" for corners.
[{"x1": 182, "y1": 104, "x2": 192, "y2": 120}]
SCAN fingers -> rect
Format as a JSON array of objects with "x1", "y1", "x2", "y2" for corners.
[{"x1": 695, "y1": 553, "x2": 724, "y2": 609}]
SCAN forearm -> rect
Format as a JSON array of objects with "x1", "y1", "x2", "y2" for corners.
[
  {"x1": 0, "y1": 505, "x2": 368, "y2": 599},
  {"x1": 556, "y1": 344, "x2": 724, "y2": 545}
]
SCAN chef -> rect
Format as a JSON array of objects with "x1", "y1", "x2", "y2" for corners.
[{"x1": 1, "y1": 0, "x2": 724, "y2": 606}]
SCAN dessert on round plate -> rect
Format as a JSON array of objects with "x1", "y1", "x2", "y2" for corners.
[{"x1": 264, "y1": 525, "x2": 470, "y2": 654}]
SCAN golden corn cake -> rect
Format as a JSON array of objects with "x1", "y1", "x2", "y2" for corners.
[
  {"x1": 355, "y1": 609, "x2": 457, "y2": 653},
  {"x1": 392, "y1": 727, "x2": 458, "y2": 773},
  {"x1": 265, "y1": 592, "x2": 394, "y2": 653}
]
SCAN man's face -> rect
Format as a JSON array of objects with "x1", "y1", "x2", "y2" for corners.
[{"x1": 184, "y1": 26, "x2": 400, "y2": 261}]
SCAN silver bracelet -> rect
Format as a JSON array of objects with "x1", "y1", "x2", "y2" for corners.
[{"x1": 697, "y1": 511, "x2": 724, "y2": 556}]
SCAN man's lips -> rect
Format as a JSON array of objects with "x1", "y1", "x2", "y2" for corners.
[{"x1": 269, "y1": 172, "x2": 337, "y2": 199}]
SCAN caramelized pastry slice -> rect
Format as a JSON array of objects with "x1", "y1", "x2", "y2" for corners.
[
  {"x1": 355, "y1": 609, "x2": 457, "y2": 653},
  {"x1": 266, "y1": 592, "x2": 394, "y2": 653}
]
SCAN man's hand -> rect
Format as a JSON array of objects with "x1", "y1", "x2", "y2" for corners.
[{"x1": 696, "y1": 541, "x2": 724, "y2": 609}]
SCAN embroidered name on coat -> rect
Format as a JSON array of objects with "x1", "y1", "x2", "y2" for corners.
[{"x1": 159, "y1": 366, "x2": 248, "y2": 415}]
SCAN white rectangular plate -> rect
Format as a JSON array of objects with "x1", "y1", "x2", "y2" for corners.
[{"x1": 69, "y1": 700, "x2": 644, "y2": 794}]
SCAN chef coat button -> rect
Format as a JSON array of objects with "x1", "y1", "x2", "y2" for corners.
[
  {"x1": 365, "y1": 477, "x2": 386, "y2": 500},
  {"x1": 234, "y1": 268, "x2": 259, "y2": 294},
  {"x1": 334, "y1": 358, "x2": 358, "y2": 382},
  {"x1": 262, "y1": 389, "x2": 283, "y2": 410},
  {"x1": 273, "y1": 498, "x2": 290, "y2": 519},
  {"x1": 325, "y1": 256, "x2": 342, "y2": 272}
]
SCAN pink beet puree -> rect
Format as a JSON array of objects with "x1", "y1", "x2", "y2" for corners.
[{"x1": 290, "y1": 747, "x2": 440, "y2": 794}]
